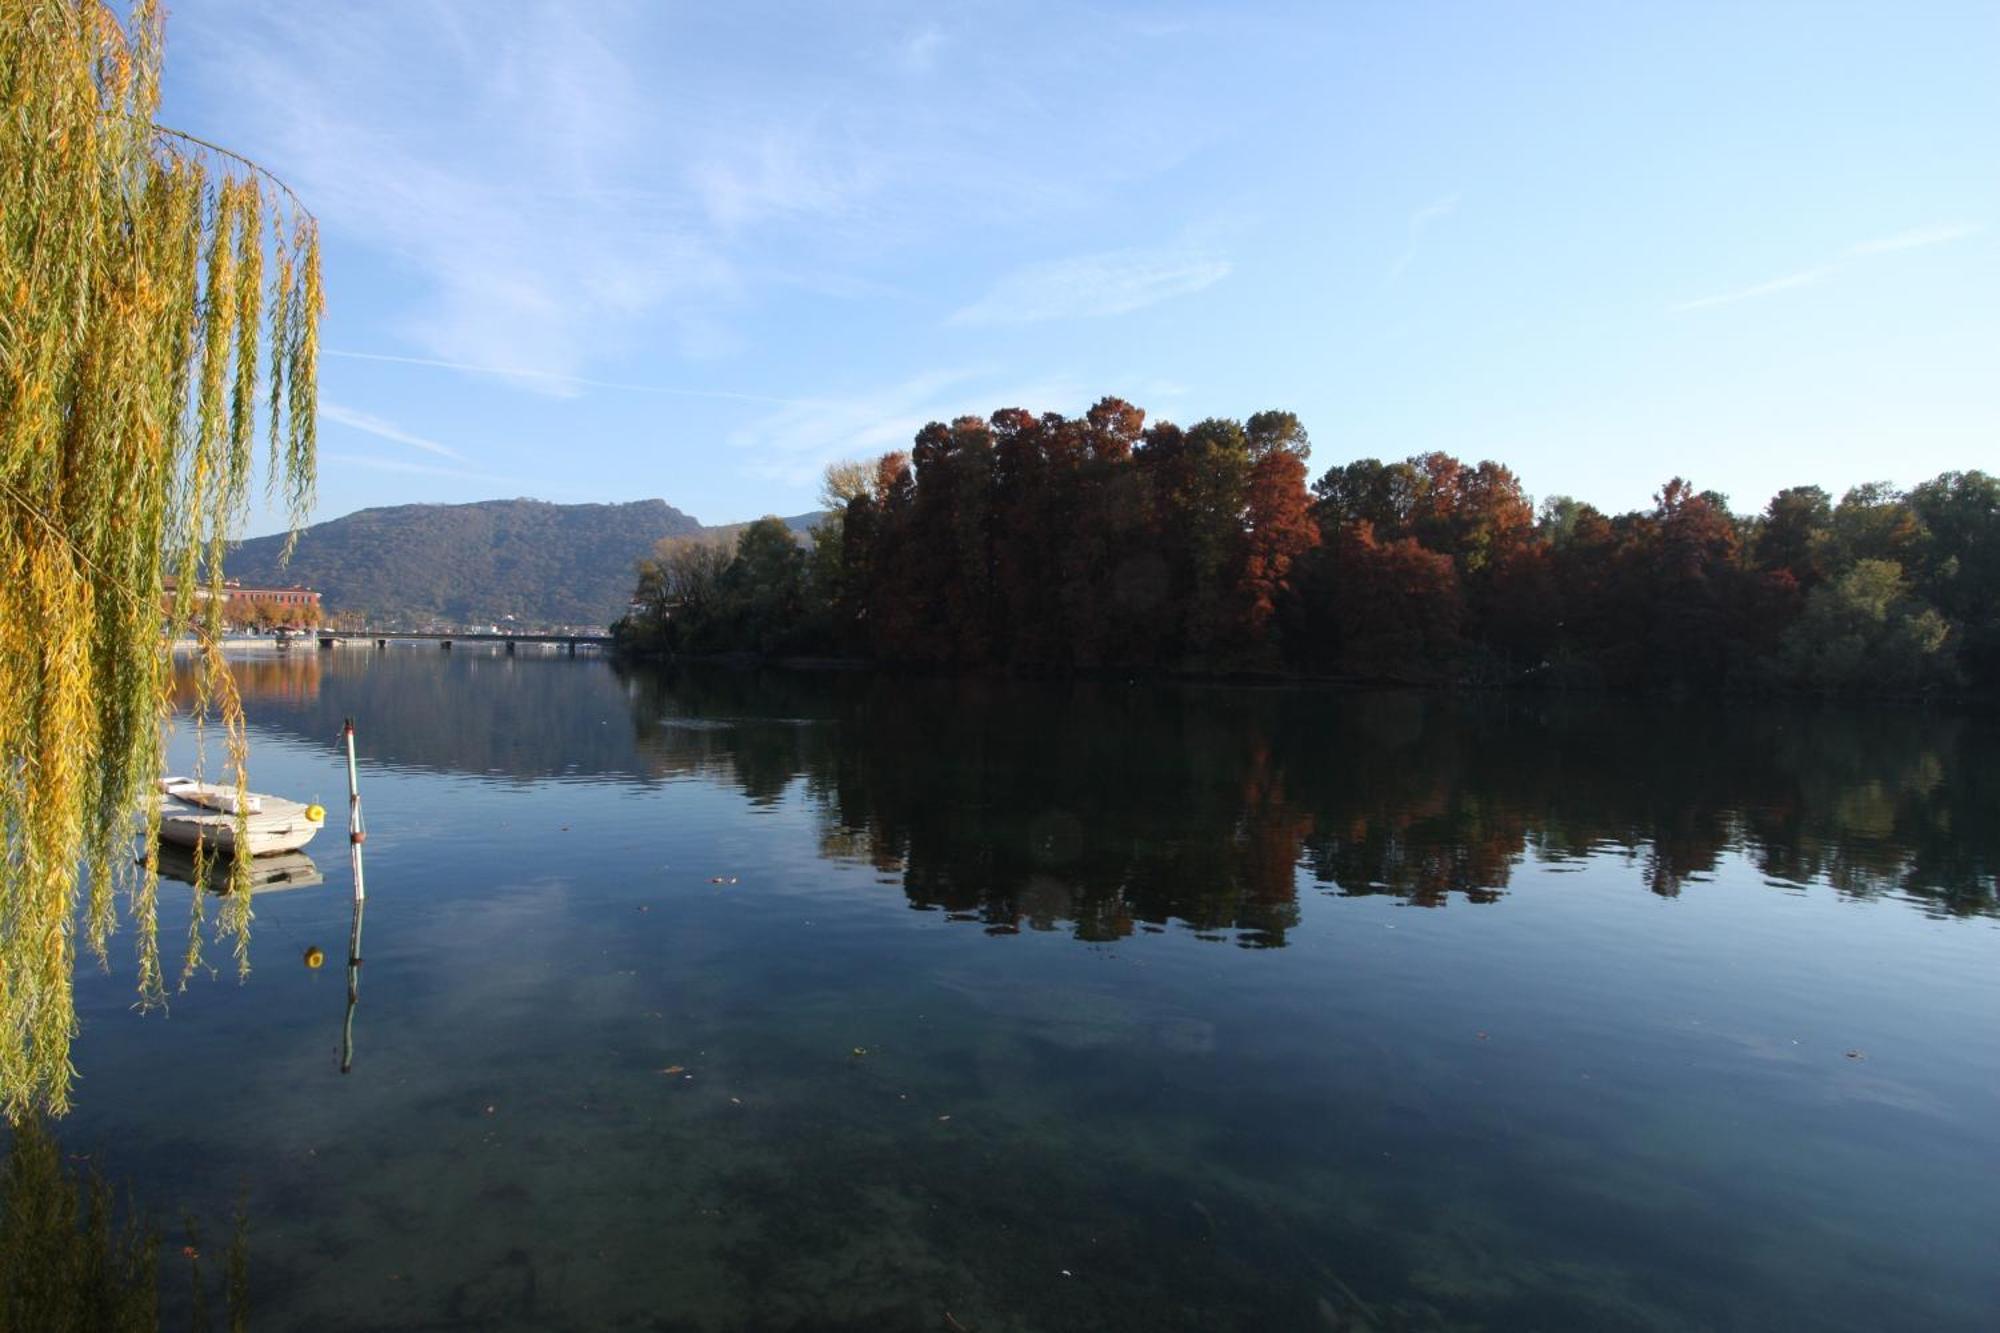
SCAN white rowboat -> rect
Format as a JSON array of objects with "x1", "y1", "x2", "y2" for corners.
[{"x1": 155, "y1": 777, "x2": 326, "y2": 856}]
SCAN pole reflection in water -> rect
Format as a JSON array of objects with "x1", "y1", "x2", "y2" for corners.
[
  {"x1": 341, "y1": 895, "x2": 363, "y2": 1076},
  {"x1": 340, "y1": 716, "x2": 369, "y2": 1075}
]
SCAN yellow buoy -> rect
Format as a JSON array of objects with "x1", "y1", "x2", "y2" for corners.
[
  {"x1": 303, "y1": 946, "x2": 325, "y2": 969},
  {"x1": 305, "y1": 803, "x2": 325, "y2": 822}
]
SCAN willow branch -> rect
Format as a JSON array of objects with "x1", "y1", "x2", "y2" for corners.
[{"x1": 149, "y1": 124, "x2": 317, "y2": 222}]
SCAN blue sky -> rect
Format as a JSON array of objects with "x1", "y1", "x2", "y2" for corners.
[{"x1": 157, "y1": 2, "x2": 1999, "y2": 534}]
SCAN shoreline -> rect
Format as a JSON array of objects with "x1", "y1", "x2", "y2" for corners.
[{"x1": 611, "y1": 647, "x2": 1983, "y2": 706}]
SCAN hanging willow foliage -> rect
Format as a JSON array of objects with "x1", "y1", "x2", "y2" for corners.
[{"x1": 0, "y1": 0, "x2": 321, "y2": 1118}]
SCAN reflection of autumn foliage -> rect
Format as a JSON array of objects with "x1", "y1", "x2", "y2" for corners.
[
  {"x1": 171, "y1": 653, "x2": 320, "y2": 708},
  {"x1": 611, "y1": 669, "x2": 2000, "y2": 941},
  {"x1": 199, "y1": 655, "x2": 2000, "y2": 942}
]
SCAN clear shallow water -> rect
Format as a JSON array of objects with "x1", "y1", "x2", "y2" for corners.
[{"x1": 30, "y1": 650, "x2": 2000, "y2": 1329}]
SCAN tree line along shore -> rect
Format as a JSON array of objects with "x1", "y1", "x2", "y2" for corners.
[{"x1": 614, "y1": 397, "x2": 1997, "y2": 697}]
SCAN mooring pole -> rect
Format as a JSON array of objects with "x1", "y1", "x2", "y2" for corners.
[
  {"x1": 342, "y1": 718, "x2": 367, "y2": 1074},
  {"x1": 344, "y1": 718, "x2": 366, "y2": 904},
  {"x1": 342, "y1": 897, "x2": 364, "y2": 1075}
]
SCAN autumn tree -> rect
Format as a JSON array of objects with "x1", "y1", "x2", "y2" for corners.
[
  {"x1": 615, "y1": 402, "x2": 1997, "y2": 700},
  {"x1": 1238, "y1": 411, "x2": 1319, "y2": 660},
  {"x1": 1314, "y1": 523, "x2": 1463, "y2": 680},
  {"x1": 804, "y1": 459, "x2": 878, "y2": 653},
  {"x1": 619, "y1": 536, "x2": 733, "y2": 654},
  {"x1": 861, "y1": 452, "x2": 922, "y2": 659},
  {"x1": 989, "y1": 408, "x2": 1059, "y2": 668}
]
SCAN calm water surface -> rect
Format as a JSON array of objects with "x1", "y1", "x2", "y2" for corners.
[{"x1": 35, "y1": 650, "x2": 2000, "y2": 1329}]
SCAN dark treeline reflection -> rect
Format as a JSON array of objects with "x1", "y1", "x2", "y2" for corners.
[
  {"x1": 206, "y1": 654, "x2": 1998, "y2": 933},
  {"x1": 622, "y1": 667, "x2": 2000, "y2": 938}
]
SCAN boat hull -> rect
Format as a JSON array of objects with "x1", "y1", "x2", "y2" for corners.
[
  {"x1": 156, "y1": 811, "x2": 321, "y2": 856},
  {"x1": 152, "y1": 779, "x2": 324, "y2": 857}
]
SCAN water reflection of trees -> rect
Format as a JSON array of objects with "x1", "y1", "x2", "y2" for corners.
[
  {"x1": 173, "y1": 650, "x2": 321, "y2": 708},
  {"x1": 214, "y1": 655, "x2": 1997, "y2": 939},
  {"x1": 0, "y1": 1120, "x2": 248, "y2": 1330},
  {"x1": 623, "y1": 669, "x2": 1999, "y2": 942}
]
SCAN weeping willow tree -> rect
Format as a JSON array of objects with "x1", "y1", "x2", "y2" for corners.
[{"x1": 1, "y1": 0, "x2": 321, "y2": 1118}]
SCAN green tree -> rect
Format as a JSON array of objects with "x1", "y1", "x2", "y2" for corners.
[
  {"x1": 1535, "y1": 495, "x2": 1595, "y2": 549},
  {"x1": 1174, "y1": 418, "x2": 1251, "y2": 661},
  {"x1": 1820, "y1": 482, "x2": 1925, "y2": 572},
  {"x1": 720, "y1": 518, "x2": 808, "y2": 654},
  {"x1": 1311, "y1": 457, "x2": 1426, "y2": 536},
  {"x1": 801, "y1": 460, "x2": 876, "y2": 653},
  {"x1": 1, "y1": 0, "x2": 321, "y2": 1116},
  {"x1": 1753, "y1": 485, "x2": 1831, "y2": 586},
  {"x1": 1779, "y1": 560, "x2": 1955, "y2": 694},
  {"x1": 1907, "y1": 470, "x2": 2000, "y2": 688}
]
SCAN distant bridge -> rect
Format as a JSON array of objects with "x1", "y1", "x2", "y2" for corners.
[{"x1": 316, "y1": 631, "x2": 614, "y2": 656}]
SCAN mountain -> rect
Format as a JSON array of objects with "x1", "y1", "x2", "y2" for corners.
[{"x1": 223, "y1": 498, "x2": 821, "y2": 630}]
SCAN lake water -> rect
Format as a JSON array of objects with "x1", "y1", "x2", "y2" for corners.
[{"x1": 33, "y1": 649, "x2": 2000, "y2": 1329}]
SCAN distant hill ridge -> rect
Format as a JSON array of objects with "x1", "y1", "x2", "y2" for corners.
[{"x1": 224, "y1": 498, "x2": 820, "y2": 629}]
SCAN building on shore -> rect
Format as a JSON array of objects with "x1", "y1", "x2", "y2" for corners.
[{"x1": 162, "y1": 576, "x2": 323, "y2": 627}]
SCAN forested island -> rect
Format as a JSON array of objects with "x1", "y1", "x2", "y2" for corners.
[{"x1": 614, "y1": 396, "x2": 1997, "y2": 696}]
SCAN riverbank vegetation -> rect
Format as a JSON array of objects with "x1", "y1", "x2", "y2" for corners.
[{"x1": 616, "y1": 397, "x2": 1996, "y2": 697}]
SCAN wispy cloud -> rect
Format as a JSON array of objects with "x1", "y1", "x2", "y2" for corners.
[
  {"x1": 896, "y1": 25, "x2": 946, "y2": 74},
  {"x1": 1386, "y1": 193, "x2": 1460, "y2": 282},
  {"x1": 320, "y1": 452, "x2": 541, "y2": 490},
  {"x1": 1847, "y1": 221, "x2": 1984, "y2": 256},
  {"x1": 324, "y1": 349, "x2": 819, "y2": 407},
  {"x1": 181, "y1": 5, "x2": 867, "y2": 386},
  {"x1": 1669, "y1": 264, "x2": 1839, "y2": 313},
  {"x1": 1673, "y1": 220, "x2": 1983, "y2": 313},
  {"x1": 687, "y1": 126, "x2": 886, "y2": 234},
  {"x1": 729, "y1": 369, "x2": 983, "y2": 485},
  {"x1": 167, "y1": 2, "x2": 1248, "y2": 397},
  {"x1": 948, "y1": 247, "x2": 1231, "y2": 326},
  {"x1": 319, "y1": 402, "x2": 463, "y2": 460},
  {"x1": 728, "y1": 369, "x2": 1086, "y2": 486}
]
